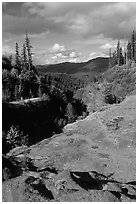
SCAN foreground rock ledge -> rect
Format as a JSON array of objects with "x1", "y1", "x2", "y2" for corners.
[{"x1": 3, "y1": 95, "x2": 136, "y2": 202}]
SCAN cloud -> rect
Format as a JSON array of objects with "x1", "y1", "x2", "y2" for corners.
[
  {"x1": 3, "y1": 2, "x2": 136, "y2": 40},
  {"x1": 65, "y1": 2, "x2": 136, "y2": 40},
  {"x1": 69, "y1": 51, "x2": 76, "y2": 58},
  {"x1": 2, "y1": 2, "x2": 136, "y2": 65},
  {"x1": 3, "y1": 38, "x2": 12, "y2": 43},
  {"x1": 29, "y1": 31, "x2": 50, "y2": 39},
  {"x1": 89, "y1": 52, "x2": 97, "y2": 58},
  {"x1": 51, "y1": 53, "x2": 67, "y2": 60},
  {"x1": 46, "y1": 43, "x2": 82, "y2": 64},
  {"x1": 69, "y1": 58, "x2": 80, "y2": 63},
  {"x1": 23, "y1": 2, "x2": 106, "y2": 18},
  {"x1": 69, "y1": 51, "x2": 81, "y2": 58},
  {"x1": 68, "y1": 14, "x2": 89, "y2": 35},
  {"x1": 3, "y1": 15, "x2": 47, "y2": 35},
  {"x1": 49, "y1": 43, "x2": 66, "y2": 53},
  {"x1": 2, "y1": 45, "x2": 14, "y2": 54},
  {"x1": 100, "y1": 43, "x2": 117, "y2": 50},
  {"x1": 89, "y1": 51, "x2": 108, "y2": 60},
  {"x1": 100, "y1": 39, "x2": 128, "y2": 53},
  {"x1": 2, "y1": 13, "x2": 67, "y2": 36}
]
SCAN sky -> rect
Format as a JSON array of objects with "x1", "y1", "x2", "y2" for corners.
[{"x1": 2, "y1": 2, "x2": 136, "y2": 65}]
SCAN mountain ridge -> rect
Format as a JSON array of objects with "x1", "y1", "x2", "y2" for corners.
[{"x1": 35, "y1": 57, "x2": 109, "y2": 75}]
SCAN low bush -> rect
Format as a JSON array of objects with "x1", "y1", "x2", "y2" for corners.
[
  {"x1": 102, "y1": 63, "x2": 136, "y2": 104},
  {"x1": 3, "y1": 125, "x2": 29, "y2": 149}
]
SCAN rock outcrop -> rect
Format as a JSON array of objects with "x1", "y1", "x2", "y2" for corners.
[{"x1": 2, "y1": 95, "x2": 136, "y2": 202}]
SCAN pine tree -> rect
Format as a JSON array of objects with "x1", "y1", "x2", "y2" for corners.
[
  {"x1": 124, "y1": 50, "x2": 127, "y2": 64},
  {"x1": 126, "y1": 30, "x2": 136, "y2": 63},
  {"x1": 119, "y1": 47, "x2": 124, "y2": 66},
  {"x1": 25, "y1": 32, "x2": 33, "y2": 70},
  {"x1": 131, "y1": 30, "x2": 136, "y2": 62},
  {"x1": 127, "y1": 42, "x2": 132, "y2": 61},
  {"x1": 21, "y1": 43, "x2": 28, "y2": 70},
  {"x1": 15, "y1": 43, "x2": 21, "y2": 71}
]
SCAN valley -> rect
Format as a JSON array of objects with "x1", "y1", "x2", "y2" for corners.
[{"x1": 2, "y1": 4, "x2": 136, "y2": 201}]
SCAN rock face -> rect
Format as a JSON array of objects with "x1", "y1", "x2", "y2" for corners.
[{"x1": 2, "y1": 95, "x2": 136, "y2": 202}]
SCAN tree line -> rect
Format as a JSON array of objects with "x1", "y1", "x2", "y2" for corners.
[
  {"x1": 2, "y1": 33, "x2": 39, "y2": 101},
  {"x1": 2, "y1": 33, "x2": 90, "y2": 102},
  {"x1": 15, "y1": 32, "x2": 34, "y2": 72},
  {"x1": 2, "y1": 33, "x2": 88, "y2": 152},
  {"x1": 109, "y1": 30, "x2": 136, "y2": 68}
]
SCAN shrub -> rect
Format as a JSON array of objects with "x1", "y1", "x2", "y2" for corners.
[
  {"x1": 102, "y1": 64, "x2": 136, "y2": 104},
  {"x1": 41, "y1": 93, "x2": 50, "y2": 101},
  {"x1": 65, "y1": 103, "x2": 77, "y2": 123},
  {"x1": 4, "y1": 125, "x2": 29, "y2": 149}
]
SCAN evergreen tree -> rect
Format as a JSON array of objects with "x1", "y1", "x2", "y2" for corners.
[
  {"x1": 104, "y1": 31, "x2": 136, "y2": 68},
  {"x1": 10, "y1": 68, "x2": 19, "y2": 100},
  {"x1": 2, "y1": 69, "x2": 11, "y2": 101},
  {"x1": 25, "y1": 32, "x2": 33, "y2": 70},
  {"x1": 119, "y1": 47, "x2": 124, "y2": 66},
  {"x1": 15, "y1": 43, "x2": 21, "y2": 71},
  {"x1": 131, "y1": 30, "x2": 136, "y2": 62},
  {"x1": 124, "y1": 50, "x2": 127, "y2": 64},
  {"x1": 21, "y1": 43, "x2": 28, "y2": 70},
  {"x1": 127, "y1": 42, "x2": 132, "y2": 61}
]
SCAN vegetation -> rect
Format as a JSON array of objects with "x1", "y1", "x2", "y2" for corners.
[
  {"x1": 109, "y1": 30, "x2": 136, "y2": 67},
  {"x1": 35, "y1": 57, "x2": 109, "y2": 75},
  {"x1": 104, "y1": 31, "x2": 136, "y2": 104},
  {"x1": 3, "y1": 125, "x2": 29, "y2": 149},
  {"x1": 15, "y1": 42, "x2": 21, "y2": 71},
  {"x1": 2, "y1": 55, "x2": 13, "y2": 71},
  {"x1": 2, "y1": 88, "x2": 88, "y2": 153},
  {"x1": 2, "y1": 33, "x2": 38, "y2": 101},
  {"x1": 101, "y1": 62, "x2": 136, "y2": 104},
  {"x1": 42, "y1": 73, "x2": 86, "y2": 93},
  {"x1": 2, "y1": 31, "x2": 136, "y2": 154},
  {"x1": 2, "y1": 33, "x2": 89, "y2": 153}
]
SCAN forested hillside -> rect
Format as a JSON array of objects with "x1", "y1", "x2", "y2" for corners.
[
  {"x1": 35, "y1": 57, "x2": 109, "y2": 75},
  {"x1": 2, "y1": 33, "x2": 89, "y2": 154},
  {"x1": 101, "y1": 62, "x2": 136, "y2": 104}
]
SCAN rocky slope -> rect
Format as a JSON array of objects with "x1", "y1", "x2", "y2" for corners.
[{"x1": 2, "y1": 94, "x2": 136, "y2": 202}]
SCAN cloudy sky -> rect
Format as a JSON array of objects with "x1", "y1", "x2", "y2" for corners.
[{"x1": 2, "y1": 2, "x2": 136, "y2": 65}]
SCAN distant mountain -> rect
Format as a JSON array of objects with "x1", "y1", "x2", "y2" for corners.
[{"x1": 35, "y1": 57, "x2": 109, "y2": 75}]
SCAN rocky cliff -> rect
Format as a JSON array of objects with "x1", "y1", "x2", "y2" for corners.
[{"x1": 2, "y1": 94, "x2": 136, "y2": 202}]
